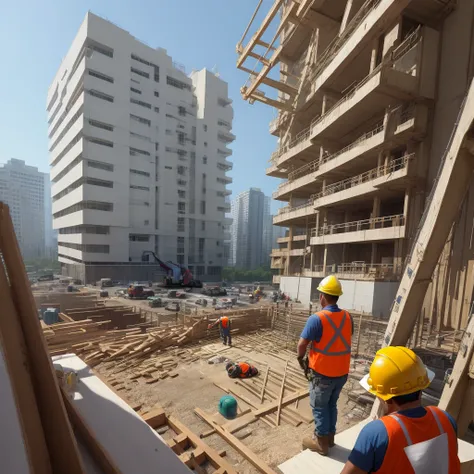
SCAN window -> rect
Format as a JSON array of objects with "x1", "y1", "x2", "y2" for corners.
[
  {"x1": 167, "y1": 76, "x2": 191, "y2": 91},
  {"x1": 216, "y1": 241, "x2": 220, "y2": 246},
  {"x1": 88, "y1": 119, "x2": 114, "y2": 132},
  {"x1": 130, "y1": 98, "x2": 151, "y2": 109},
  {"x1": 88, "y1": 69, "x2": 114, "y2": 83},
  {"x1": 129, "y1": 234, "x2": 150, "y2": 242},
  {"x1": 178, "y1": 202, "x2": 186, "y2": 214},
  {"x1": 49, "y1": 106, "x2": 83, "y2": 151},
  {"x1": 131, "y1": 54, "x2": 153, "y2": 67},
  {"x1": 155, "y1": 143, "x2": 159, "y2": 151},
  {"x1": 204, "y1": 142, "x2": 208, "y2": 147},
  {"x1": 88, "y1": 137, "x2": 114, "y2": 148},
  {"x1": 90, "y1": 42, "x2": 113, "y2": 58},
  {"x1": 177, "y1": 255, "x2": 185, "y2": 264},
  {"x1": 59, "y1": 225, "x2": 110, "y2": 235},
  {"x1": 131, "y1": 67, "x2": 150, "y2": 78},
  {"x1": 58, "y1": 242, "x2": 110, "y2": 253},
  {"x1": 52, "y1": 177, "x2": 114, "y2": 202},
  {"x1": 177, "y1": 179, "x2": 187, "y2": 186},
  {"x1": 53, "y1": 201, "x2": 113, "y2": 219},
  {"x1": 201, "y1": 221, "x2": 205, "y2": 231},
  {"x1": 130, "y1": 185, "x2": 150, "y2": 191},
  {"x1": 177, "y1": 166, "x2": 186, "y2": 176},
  {"x1": 130, "y1": 169, "x2": 150, "y2": 177},
  {"x1": 177, "y1": 217, "x2": 185, "y2": 232},
  {"x1": 88, "y1": 160, "x2": 113, "y2": 172},
  {"x1": 204, "y1": 125, "x2": 208, "y2": 132},
  {"x1": 177, "y1": 149, "x2": 187, "y2": 157},
  {"x1": 178, "y1": 190, "x2": 186, "y2": 198},
  {"x1": 208, "y1": 266, "x2": 221, "y2": 276},
  {"x1": 130, "y1": 147, "x2": 150, "y2": 156},
  {"x1": 130, "y1": 87, "x2": 142, "y2": 94},
  {"x1": 154, "y1": 91, "x2": 160, "y2": 97},
  {"x1": 87, "y1": 89, "x2": 114, "y2": 103},
  {"x1": 203, "y1": 156, "x2": 207, "y2": 164},
  {"x1": 130, "y1": 114, "x2": 151, "y2": 126},
  {"x1": 144, "y1": 220, "x2": 149, "y2": 225},
  {"x1": 200, "y1": 201, "x2": 206, "y2": 215},
  {"x1": 178, "y1": 106, "x2": 186, "y2": 116},
  {"x1": 165, "y1": 166, "x2": 173, "y2": 170},
  {"x1": 177, "y1": 131, "x2": 185, "y2": 145},
  {"x1": 130, "y1": 131, "x2": 150, "y2": 141}
]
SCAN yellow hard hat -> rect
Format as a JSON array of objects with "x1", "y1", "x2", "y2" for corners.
[
  {"x1": 317, "y1": 275, "x2": 343, "y2": 296},
  {"x1": 360, "y1": 346, "x2": 435, "y2": 401}
]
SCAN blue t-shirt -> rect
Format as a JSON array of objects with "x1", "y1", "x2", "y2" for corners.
[
  {"x1": 300, "y1": 305, "x2": 353, "y2": 343},
  {"x1": 348, "y1": 407, "x2": 458, "y2": 472}
]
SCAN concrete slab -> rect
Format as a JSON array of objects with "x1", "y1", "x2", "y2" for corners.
[
  {"x1": 279, "y1": 417, "x2": 474, "y2": 474},
  {"x1": 53, "y1": 354, "x2": 191, "y2": 474}
]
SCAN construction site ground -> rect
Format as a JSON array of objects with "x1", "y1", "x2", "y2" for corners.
[{"x1": 96, "y1": 334, "x2": 368, "y2": 473}]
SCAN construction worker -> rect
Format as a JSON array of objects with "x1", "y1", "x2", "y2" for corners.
[
  {"x1": 208, "y1": 315, "x2": 232, "y2": 346},
  {"x1": 226, "y1": 361, "x2": 258, "y2": 378},
  {"x1": 297, "y1": 275, "x2": 352, "y2": 455},
  {"x1": 341, "y1": 346, "x2": 460, "y2": 474}
]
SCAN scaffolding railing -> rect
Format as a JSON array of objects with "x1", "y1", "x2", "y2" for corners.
[{"x1": 311, "y1": 214, "x2": 405, "y2": 237}]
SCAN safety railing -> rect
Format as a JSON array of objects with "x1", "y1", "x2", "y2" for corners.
[
  {"x1": 337, "y1": 262, "x2": 399, "y2": 277},
  {"x1": 311, "y1": 214, "x2": 405, "y2": 237},
  {"x1": 277, "y1": 198, "x2": 314, "y2": 216},
  {"x1": 311, "y1": 153, "x2": 414, "y2": 201}
]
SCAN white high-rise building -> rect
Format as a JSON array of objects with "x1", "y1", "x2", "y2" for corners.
[
  {"x1": 47, "y1": 13, "x2": 234, "y2": 283},
  {"x1": 0, "y1": 159, "x2": 46, "y2": 259}
]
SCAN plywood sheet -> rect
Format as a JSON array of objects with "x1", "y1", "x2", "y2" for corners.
[{"x1": 53, "y1": 354, "x2": 190, "y2": 474}]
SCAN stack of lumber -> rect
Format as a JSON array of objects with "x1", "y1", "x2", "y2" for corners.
[{"x1": 43, "y1": 317, "x2": 209, "y2": 369}]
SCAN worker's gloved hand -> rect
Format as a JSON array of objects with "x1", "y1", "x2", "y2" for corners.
[
  {"x1": 297, "y1": 356, "x2": 310, "y2": 380},
  {"x1": 207, "y1": 324, "x2": 212, "y2": 329}
]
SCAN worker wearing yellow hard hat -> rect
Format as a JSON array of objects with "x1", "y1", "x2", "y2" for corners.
[
  {"x1": 341, "y1": 346, "x2": 461, "y2": 474},
  {"x1": 297, "y1": 275, "x2": 353, "y2": 455}
]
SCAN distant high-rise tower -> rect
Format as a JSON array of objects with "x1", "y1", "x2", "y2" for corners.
[{"x1": 0, "y1": 159, "x2": 46, "y2": 259}]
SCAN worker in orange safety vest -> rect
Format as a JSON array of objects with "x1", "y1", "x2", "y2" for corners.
[
  {"x1": 225, "y1": 361, "x2": 258, "y2": 378},
  {"x1": 297, "y1": 275, "x2": 353, "y2": 455},
  {"x1": 341, "y1": 346, "x2": 460, "y2": 474},
  {"x1": 208, "y1": 315, "x2": 232, "y2": 346}
]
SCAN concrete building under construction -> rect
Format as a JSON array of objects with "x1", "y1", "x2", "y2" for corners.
[{"x1": 236, "y1": 0, "x2": 474, "y2": 326}]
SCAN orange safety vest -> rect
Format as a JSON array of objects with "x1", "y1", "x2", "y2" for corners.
[
  {"x1": 220, "y1": 316, "x2": 229, "y2": 328},
  {"x1": 238, "y1": 362, "x2": 250, "y2": 378},
  {"x1": 378, "y1": 406, "x2": 460, "y2": 474},
  {"x1": 308, "y1": 310, "x2": 352, "y2": 377}
]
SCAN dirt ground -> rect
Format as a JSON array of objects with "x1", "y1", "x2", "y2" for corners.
[{"x1": 97, "y1": 333, "x2": 368, "y2": 473}]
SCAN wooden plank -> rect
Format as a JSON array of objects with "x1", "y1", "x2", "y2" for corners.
[
  {"x1": 253, "y1": 389, "x2": 309, "y2": 417},
  {"x1": 276, "y1": 361, "x2": 289, "y2": 426},
  {"x1": 142, "y1": 406, "x2": 167, "y2": 428},
  {"x1": 0, "y1": 261, "x2": 52, "y2": 474},
  {"x1": 167, "y1": 415, "x2": 238, "y2": 474},
  {"x1": 260, "y1": 366, "x2": 270, "y2": 403},
  {"x1": 61, "y1": 388, "x2": 121, "y2": 474},
  {"x1": 0, "y1": 204, "x2": 84, "y2": 474},
  {"x1": 194, "y1": 408, "x2": 279, "y2": 474}
]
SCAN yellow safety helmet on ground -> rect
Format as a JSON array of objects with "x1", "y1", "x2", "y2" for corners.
[
  {"x1": 360, "y1": 346, "x2": 435, "y2": 401},
  {"x1": 317, "y1": 275, "x2": 343, "y2": 297}
]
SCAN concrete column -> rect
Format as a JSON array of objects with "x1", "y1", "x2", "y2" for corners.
[
  {"x1": 322, "y1": 179, "x2": 327, "y2": 194},
  {"x1": 315, "y1": 210, "x2": 320, "y2": 234},
  {"x1": 371, "y1": 243, "x2": 378, "y2": 265},
  {"x1": 384, "y1": 153, "x2": 391, "y2": 175},
  {"x1": 371, "y1": 196, "x2": 381, "y2": 228},
  {"x1": 322, "y1": 94, "x2": 329, "y2": 115},
  {"x1": 322, "y1": 245, "x2": 328, "y2": 274},
  {"x1": 370, "y1": 37, "x2": 380, "y2": 72},
  {"x1": 377, "y1": 151, "x2": 384, "y2": 177},
  {"x1": 342, "y1": 243, "x2": 347, "y2": 263},
  {"x1": 310, "y1": 247, "x2": 314, "y2": 272}
]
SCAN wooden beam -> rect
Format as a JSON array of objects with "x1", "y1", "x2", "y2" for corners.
[
  {"x1": 260, "y1": 366, "x2": 270, "y2": 403},
  {"x1": 255, "y1": 39, "x2": 276, "y2": 50},
  {"x1": 247, "y1": 92, "x2": 293, "y2": 112},
  {"x1": 237, "y1": 0, "x2": 285, "y2": 68},
  {"x1": 240, "y1": 66, "x2": 297, "y2": 96},
  {"x1": 276, "y1": 361, "x2": 289, "y2": 425},
  {"x1": 167, "y1": 415, "x2": 238, "y2": 474},
  {"x1": 61, "y1": 388, "x2": 121, "y2": 474},
  {"x1": 253, "y1": 389, "x2": 309, "y2": 417},
  {"x1": 142, "y1": 406, "x2": 167, "y2": 429},
  {"x1": 194, "y1": 408, "x2": 279, "y2": 474},
  {"x1": 0, "y1": 203, "x2": 85, "y2": 474}
]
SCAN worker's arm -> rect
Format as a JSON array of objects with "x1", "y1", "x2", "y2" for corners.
[
  {"x1": 297, "y1": 338, "x2": 310, "y2": 358},
  {"x1": 340, "y1": 462, "x2": 367, "y2": 474}
]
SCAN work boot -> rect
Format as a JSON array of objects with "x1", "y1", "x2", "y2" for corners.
[
  {"x1": 329, "y1": 433, "x2": 335, "y2": 448},
  {"x1": 302, "y1": 434, "x2": 329, "y2": 456}
]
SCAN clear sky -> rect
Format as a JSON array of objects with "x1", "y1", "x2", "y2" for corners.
[{"x1": 0, "y1": 0, "x2": 282, "y2": 212}]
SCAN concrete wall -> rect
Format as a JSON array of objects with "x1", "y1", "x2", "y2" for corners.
[{"x1": 280, "y1": 276, "x2": 315, "y2": 303}]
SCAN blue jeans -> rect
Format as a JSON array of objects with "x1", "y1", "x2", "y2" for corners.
[
  {"x1": 309, "y1": 372, "x2": 348, "y2": 436},
  {"x1": 220, "y1": 328, "x2": 232, "y2": 345}
]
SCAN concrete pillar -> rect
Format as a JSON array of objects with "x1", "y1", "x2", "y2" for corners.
[
  {"x1": 377, "y1": 151, "x2": 384, "y2": 177},
  {"x1": 370, "y1": 37, "x2": 380, "y2": 72},
  {"x1": 310, "y1": 247, "x2": 314, "y2": 271},
  {"x1": 371, "y1": 243, "x2": 378, "y2": 265},
  {"x1": 342, "y1": 243, "x2": 347, "y2": 263},
  {"x1": 323, "y1": 245, "x2": 328, "y2": 274},
  {"x1": 384, "y1": 153, "x2": 391, "y2": 175},
  {"x1": 371, "y1": 196, "x2": 381, "y2": 228},
  {"x1": 322, "y1": 179, "x2": 327, "y2": 194}
]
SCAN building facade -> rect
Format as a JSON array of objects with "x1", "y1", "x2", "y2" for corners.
[
  {"x1": 237, "y1": 0, "x2": 462, "y2": 316},
  {"x1": 0, "y1": 159, "x2": 46, "y2": 259},
  {"x1": 47, "y1": 13, "x2": 234, "y2": 284}
]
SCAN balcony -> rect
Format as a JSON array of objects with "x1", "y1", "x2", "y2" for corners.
[
  {"x1": 310, "y1": 214, "x2": 406, "y2": 246},
  {"x1": 289, "y1": 248, "x2": 305, "y2": 257},
  {"x1": 217, "y1": 176, "x2": 233, "y2": 185},
  {"x1": 301, "y1": 262, "x2": 401, "y2": 281},
  {"x1": 271, "y1": 259, "x2": 285, "y2": 270},
  {"x1": 217, "y1": 160, "x2": 233, "y2": 171},
  {"x1": 273, "y1": 199, "x2": 314, "y2": 225},
  {"x1": 312, "y1": 154, "x2": 415, "y2": 210},
  {"x1": 218, "y1": 130, "x2": 236, "y2": 143},
  {"x1": 217, "y1": 147, "x2": 233, "y2": 157},
  {"x1": 271, "y1": 249, "x2": 289, "y2": 258}
]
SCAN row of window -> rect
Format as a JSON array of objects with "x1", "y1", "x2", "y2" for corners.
[
  {"x1": 166, "y1": 76, "x2": 191, "y2": 91},
  {"x1": 129, "y1": 234, "x2": 150, "y2": 242},
  {"x1": 130, "y1": 168, "x2": 150, "y2": 177},
  {"x1": 49, "y1": 106, "x2": 83, "y2": 152},
  {"x1": 87, "y1": 89, "x2": 114, "y2": 103},
  {"x1": 59, "y1": 225, "x2": 110, "y2": 235},
  {"x1": 59, "y1": 242, "x2": 110, "y2": 253},
  {"x1": 52, "y1": 176, "x2": 113, "y2": 202},
  {"x1": 53, "y1": 200, "x2": 113, "y2": 219},
  {"x1": 130, "y1": 184, "x2": 150, "y2": 191},
  {"x1": 52, "y1": 132, "x2": 82, "y2": 166}
]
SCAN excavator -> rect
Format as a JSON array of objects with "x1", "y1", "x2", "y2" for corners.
[{"x1": 141, "y1": 251, "x2": 203, "y2": 288}]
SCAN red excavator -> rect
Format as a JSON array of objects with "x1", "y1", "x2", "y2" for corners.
[{"x1": 141, "y1": 251, "x2": 203, "y2": 288}]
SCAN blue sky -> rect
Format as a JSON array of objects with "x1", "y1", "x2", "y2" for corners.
[{"x1": 0, "y1": 0, "x2": 281, "y2": 212}]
